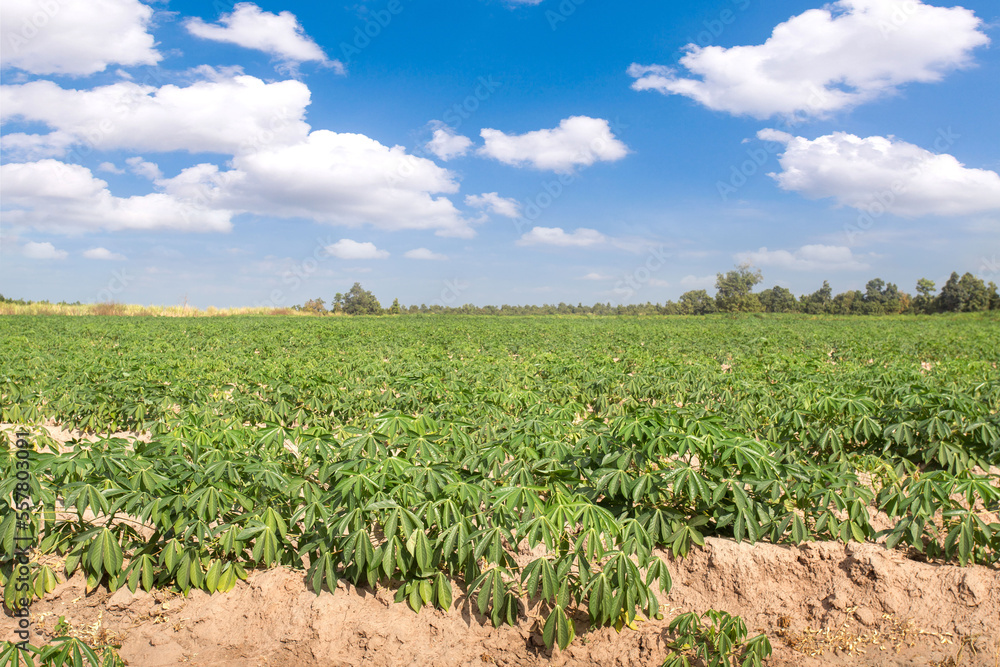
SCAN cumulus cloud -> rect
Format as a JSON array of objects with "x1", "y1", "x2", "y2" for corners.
[
  {"x1": 479, "y1": 116, "x2": 628, "y2": 173},
  {"x1": 0, "y1": 72, "x2": 477, "y2": 239},
  {"x1": 404, "y1": 248, "x2": 448, "y2": 261},
  {"x1": 760, "y1": 129, "x2": 1000, "y2": 217},
  {"x1": 167, "y1": 131, "x2": 477, "y2": 238},
  {"x1": 324, "y1": 239, "x2": 389, "y2": 260},
  {"x1": 97, "y1": 162, "x2": 125, "y2": 174},
  {"x1": 1, "y1": 160, "x2": 233, "y2": 233},
  {"x1": 425, "y1": 123, "x2": 473, "y2": 161},
  {"x1": 736, "y1": 244, "x2": 869, "y2": 271},
  {"x1": 126, "y1": 157, "x2": 162, "y2": 180},
  {"x1": 581, "y1": 272, "x2": 613, "y2": 280},
  {"x1": 465, "y1": 192, "x2": 521, "y2": 218},
  {"x1": 83, "y1": 247, "x2": 127, "y2": 261},
  {"x1": 0, "y1": 0, "x2": 160, "y2": 76},
  {"x1": 185, "y1": 3, "x2": 340, "y2": 72},
  {"x1": 629, "y1": 0, "x2": 989, "y2": 119},
  {"x1": 22, "y1": 241, "x2": 67, "y2": 260},
  {"x1": 0, "y1": 75, "x2": 312, "y2": 158},
  {"x1": 517, "y1": 226, "x2": 607, "y2": 247}
]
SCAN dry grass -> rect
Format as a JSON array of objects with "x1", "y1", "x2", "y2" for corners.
[
  {"x1": 0, "y1": 302, "x2": 313, "y2": 317},
  {"x1": 780, "y1": 612, "x2": 971, "y2": 659}
]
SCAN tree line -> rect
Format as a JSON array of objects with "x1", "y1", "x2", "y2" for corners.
[{"x1": 298, "y1": 268, "x2": 1000, "y2": 316}]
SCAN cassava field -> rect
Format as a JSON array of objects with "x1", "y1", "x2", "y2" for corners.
[{"x1": 2, "y1": 314, "x2": 999, "y2": 667}]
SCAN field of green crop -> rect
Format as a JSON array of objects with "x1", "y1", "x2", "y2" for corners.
[{"x1": 2, "y1": 314, "x2": 999, "y2": 665}]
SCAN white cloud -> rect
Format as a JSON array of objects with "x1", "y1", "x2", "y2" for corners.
[
  {"x1": 1, "y1": 160, "x2": 233, "y2": 233},
  {"x1": 629, "y1": 0, "x2": 989, "y2": 119},
  {"x1": 517, "y1": 226, "x2": 607, "y2": 247},
  {"x1": 581, "y1": 272, "x2": 613, "y2": 280},
  {"x1": 22, "y1": 241, "x2": 67, "y2": 260},
  {"x1": 324, "y1": 239, "x2": 389, "y2": 260},
  {"x1": 425, "y1": 123, "x2": 473, "y2": 161},
  {"x1": 0, "y1": 75, "x2": 311, "y2": 158},
  {"x1": 760, "y1": 130, "x2": 1000, "y2": 217},
  {"x1": 479, "y1": 116, "x2": 628, "y2": 173},
  {"x1": 98, "y1": 162, "x2": 125, "y2": 174},
  {"x1": 126, "y1": 157, "x2": 162, "y2": 180},
  {"x1": 83, "y1": 247, "x2": 127, "y2": 261},
  {"x1": 185, "y1": 3, "x2": 339, "y2": 72},
  {"x1": 736, "y1": 244, "x2": 869, "y2": 271},
  {"x1": 404, "y1": 248, "x2": 448, "y2": 261},
  {"x1": 465, "y1": 192, "x2": 521, "y2": 218},
  {"x1": 164, "y1": 130, "x2": 477, "y2": 238},
  {"x1": 0, "y1": 77, "x2": 477, "y2": 240},
  {"x1": 0, "y1": 0, "x2": 160, "y2": 76}
]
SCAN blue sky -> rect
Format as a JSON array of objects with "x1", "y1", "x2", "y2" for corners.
[{"x1": 1, "y1": 0, "x2": 998, "y2": 308}]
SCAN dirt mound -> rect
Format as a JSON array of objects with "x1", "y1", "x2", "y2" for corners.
[{"x1": 9, "y1": 537, "x2": 998, "y2": 666}]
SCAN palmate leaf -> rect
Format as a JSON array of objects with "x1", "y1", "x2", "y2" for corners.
[
  {"x1": 433, "y1": 572, "x2": 453, "y2": 611},
  {"x1": 86, "y1": 528, "x2": 124, "y2": 578},
  {"x1": 124, "y1": 554, "x2": 156, "y2": 593},
  {"x1": 521, "y1": 557, "x2": 558, "y2": 602},
  {"x1": 0, "y1": 641, "x2": 39, "y2": 667},
  {"x1": 470, "y1": 567, "x2": 519, "y2": 628},
  {"x1": 542, "y1": 605, "x2": 575, "y2": 651},
  {"x1": 31, "y1": 564, "x2": 59, "y2": 598},
  {"x1": 472, "y1": 527, "x2": 515, "y2": 568},
  {"x1": 37, "y1": 637, "x2": 102, "y2": 667},
  {"x1": 439, "y1": 518, "x2": 472, "y2": 564},
  {"x1": 583, "y1": 572, "x2": 615, "y2": 625},
  {"x1": 307, "y1": 552, "x2": 339, "y2": 595},
  {"x1": 405, "y1": 529, "x2": 433, "y2": 572}
]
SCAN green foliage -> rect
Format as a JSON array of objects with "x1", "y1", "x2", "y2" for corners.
[
  {"x1": 1, "y1": 640, "x2": 125, "y2": 667},
  {"x1": 678, "y1": 290, "x2": 717, "y2": 315},
  {"x1": 1, "y1": 314, "x2": 998, "y2": 655},
  {"x1": 714, "y1": 264, "x2": 763, "y2": 313},
  {"x1": 939, "y1": 272, "x2": 994, "y2": 313},
  {"x1": 300, "y1": 298, "x2": 327, "y2": 315},
  {"x1": 663, "y1": 610, "x2": 772, "y2": 667},
  {"x1": 757, "y1": 286, "x2": 797, "y2": 313},
  {"x1": 342, "y1": 283, "x2": 382, "y2": 315}
]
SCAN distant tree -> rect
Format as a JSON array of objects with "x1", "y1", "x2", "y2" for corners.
[
  {"x1": 302, "y1": 298, "x2": 327, "y2": 315},
  {"x1": 989, "y1": 282, "x2": 1000, "y2": 310},
  {"x1": 913, "y1": 278, "x2": 937, "y2": 314},
  {"x1": 864, "y1": 278, "x2": 886, "y2": 302},
  {"x1": 916, "y1": 278, "x2": 935, "y2": 298},
  {"x1": 830, "y1": 289, "x2": 862, "y2": 315},
  {"x1": 858, "y1": 278, "x2": 904, "y2": 315},
  {"x1": 714, "y1": 263, "x2": 763, "y2": 312},
  {"x1": 758, "y1": 286, "x2": 798, "y2": 313},
  {"x1": 389, "y1": 298, "x2": 402, "y2": 315},
  {"x1": 800, "y1": 281, "x2": 833, "y2": 314},
  {"x1": 342, "y1": 283, "x2": 382, "y2": 315},
  {"x1": 679, "y1": 290, "x2": 717, "y2": 315},
  {"x1": 331, "y1": 292, "x2": 345, "y2": 314},
  {"x1": 938, "y1": 272, "x2": 991, "y2": 312}
]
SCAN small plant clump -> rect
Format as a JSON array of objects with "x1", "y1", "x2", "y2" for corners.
[{"x1": 663, "y1": 609, "x2": 772, "y2": 667}]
